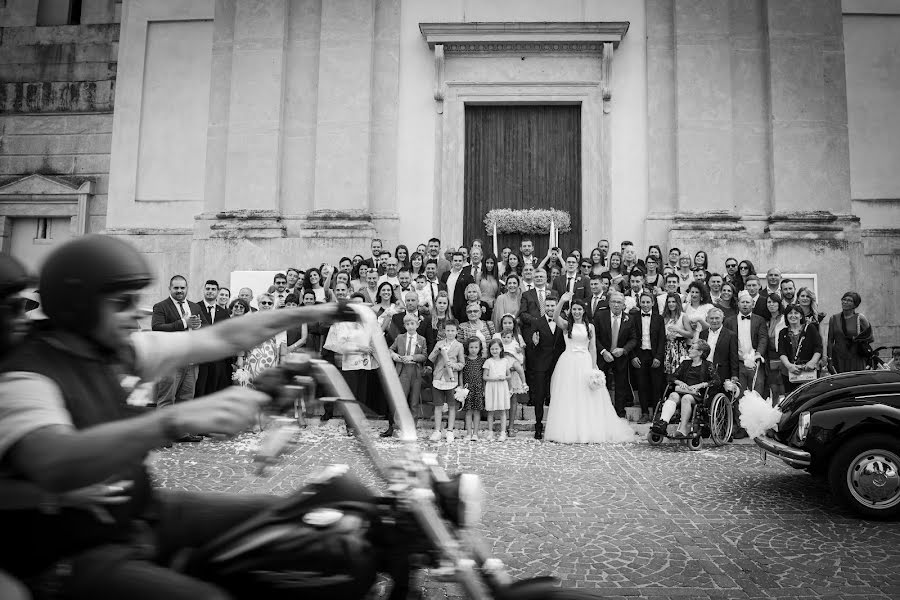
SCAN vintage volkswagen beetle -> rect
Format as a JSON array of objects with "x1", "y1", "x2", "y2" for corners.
[{"x1": 754, "y1": 370, "x2": 900, "y2": 519}]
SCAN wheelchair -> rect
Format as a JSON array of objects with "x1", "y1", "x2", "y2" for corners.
[{"x1": 646, "y1": 381, "x2": 737, "y2": 451}]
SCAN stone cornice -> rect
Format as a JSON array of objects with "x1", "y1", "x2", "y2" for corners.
[{"x1": 419, "y1": 22, "x2": 630, "y2": 49}]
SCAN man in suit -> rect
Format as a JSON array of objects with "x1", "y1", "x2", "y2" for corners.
[
  {"x1": 359, "y1": 269, "x2": 380, "y2": 304},
  {"x1": 551, "y1": 254, "x2": 589, "y2": 301},
  {"x1": 623, "y1": 270, "x2": 657, "y2": 315},
  {"x1": 465, "y1": 246, "x2": 485, "y2": 283},
  {"x1": 518, "y1": 267, "x2": 551, "y2": 338},
  {"x1": 426, "y1": 237, "x2": 452, "y2": 279},
  {"x1": 587, "y1": 273, "x2": 610, "y2": 321},
  {"x1": 195, "y1": 279, "x2": 231, "y2": 397},
  {"x1": 744, "y1": 275, "x2": 769, "y2": 319},
  {"x1": 387, "y1": 290, "x2": 435, "y2": 353},
  {"x1": 594, "y1": 291, "x2": 638, "y2": 417},
  {"x1": 724, "y1": 290, "x2": 769, "y2": 437},
  {"x1": 361, "y1": 237, "x2": 383, "y2": 272},
  {"x1": 384, "y1": 313, "x2": 428, "y2": 438},
  {"x1": 237, "y1": 287, "x2": 258, "y2": 312},
  {"x1": 629, "y1": 292, "x2": 666, "y2": 423},
  {"x1": 440, "y1": 251, "x2": 475, "y2": 322},
  {"x1": 271, "y1": 273, "x2": 289, "y2": 307},
  {"x1": 525, "y1": 293, "x2": 565, "y2": 439},
  {"x1": 151, "y1": 275, "x2": 208, "y2": 442},
  {"x1": 700, "y1": 307, "x2": 739, "y2": 389},
  {"x1": 422, "y1": 259, "x2": 447, "y2": 306}
]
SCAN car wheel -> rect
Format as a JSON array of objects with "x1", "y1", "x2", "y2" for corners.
[
  {"x1": 828, "y1": 434, "x2": 900, "y2": 520},
  {"x1": 647, "y1": 432, "x2": 663, "y2": 446}
]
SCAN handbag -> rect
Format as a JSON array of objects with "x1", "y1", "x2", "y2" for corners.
[{"x1": 788, "y1": 327, "x2": 817, "y2": 383}]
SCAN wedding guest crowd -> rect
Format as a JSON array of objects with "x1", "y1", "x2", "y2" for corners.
[{"x1": 153, "y1": 236, "x2": 879, "y2": 442}]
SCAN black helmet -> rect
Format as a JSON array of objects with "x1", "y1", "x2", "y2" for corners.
[
  {"x1": 0, "y1": 254, "x2": 32, "y2": 299},
  {"x1": 39, "y1": 234, "x2": 154, "y2": 335}
]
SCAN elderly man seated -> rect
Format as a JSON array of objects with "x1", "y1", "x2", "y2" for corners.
[{"x1": 652, "y1": 339, "x2": 722, "y2": 438}]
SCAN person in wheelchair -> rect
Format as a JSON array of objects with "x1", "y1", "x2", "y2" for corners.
[{"x1": 651, "y1": 339, "x2": 721, "y2": 438}]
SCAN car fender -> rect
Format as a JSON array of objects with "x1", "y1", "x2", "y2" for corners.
[{"x1": 806, "y1": 403, "x2": 900, "y2": 467}]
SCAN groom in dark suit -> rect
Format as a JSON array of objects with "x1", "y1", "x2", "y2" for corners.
[
  {"x1": 629, "y1": 292, "x2": 666, "y2": 423},
  {"x1": 525, "y1": 293, "x2": 566, "y2": 440},
  {"x1": 195, "y1": 279, "x2": 231, "y2": 397},
  {"x1": 594, "y1": 291, "x2": 638, "y2": 417}
]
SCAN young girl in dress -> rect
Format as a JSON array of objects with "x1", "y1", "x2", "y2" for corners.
[
  {"x1": 461, "y1": 337, "x2": 486, "y2": 441},
  {"x1": 483, "y1": 338, "x2": 526, "y2": 441},
  {"x1": 493, "y1": 314, "x2": 528, "y2": 437}
]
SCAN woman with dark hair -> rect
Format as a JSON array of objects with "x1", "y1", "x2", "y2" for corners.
[
  {"x1": 780, "y1": 304, "x2": 823, "y2": 393},
  {"x1": 683, "y1": 281, "x2": 714, "y2": 333},
  {"x1": 662, "y1": 292, "x2": 695, "y2": 378},
  {"x1": 647, "y1": 245, "x2": 663, "y2": 264},
  {"x1": 605, "y1": 251, "x2": 624, "y2": 292},
  {"x1": 394, "y1": 244, "x2": 410, "y2": 271},
  {"x1": 228, "y1": 298, "x2": 250, "y2": 317},
  {"x1": 430, "y1": 291, "x2": 451, "y2": 340},
  {"x1": 644, "y1": 255, "x2": 664, "y2": 294},
  {"x1": 302, "y1": 267, "x2": 336, "y2": 303},
  {"x1": 736, "y1": 260, "x2": 756, "y2": 291},
  {"x1": 503, "y1": 252, "x2": 522, "y2": 280},
  {"x1": 350, "y1": 262, "x2": 369, "y2": 292},
  {"x1": 589, "y1": 247, "x2": 606, "y2": 274},
  {"x1": 693, "y1": 250, "x2": 709, "y2": 272},
  {"x1": 715, "y1": 282, "x2": 739, "y2": 320},
  {"x1": 409, "y1": 251, "x2": 426, "y2": 276},
  {"x1": 373, "y1": 281, "x2": 398, "y2": 326},
  {"x1": 765, "y1": 293, "x2": 786, "y2": 400},
  {"x1": 479, "y1": 253, "x2": 501, "y2": 310},
  {"x1": 827, "y1": 291, "x2": 874, "y2": 373}
]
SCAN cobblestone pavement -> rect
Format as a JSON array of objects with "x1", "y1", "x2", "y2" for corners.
[{"x1": 149, "y1": 421, "x2": 900, "y2": 600}]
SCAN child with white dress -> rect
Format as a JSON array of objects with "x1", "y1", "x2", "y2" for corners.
[{"x1": 483, "y1": 338, "x2": 526, "y2": 441}]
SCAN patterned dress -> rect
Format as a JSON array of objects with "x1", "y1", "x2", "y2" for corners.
[{"x1": 461, "y1": 356, "x2": 486, "y2": 411}]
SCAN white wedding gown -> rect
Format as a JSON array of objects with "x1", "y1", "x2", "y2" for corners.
[{"x1": 544, "y1": 323, "x2": 636, "y2": 444}]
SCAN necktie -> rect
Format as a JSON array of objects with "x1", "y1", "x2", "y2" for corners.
[
  {"x1": 592, "y1": 296, "x2": 598, "y2": 314},
  {"x1": 567, "y1": 277, "x2": 573, "y2": 294},
  {"x1": 407, "y1": 335, "x2": 414, "y2": 357},
  {"x1": 177, "y1": 301, "x2": 186, "y2": 317},
  {"x1": 431, "y1": 282, "x2": 437, "y2": 301},
  {"x1": 208, "y1": 305, "x2": 215, "y2": 325},
  {"x1": 538, "y1": 289, "x2": 546, "y2": 316},
  {"x1": 611, "y1": 315, "x2": 620, "y2": 345}
]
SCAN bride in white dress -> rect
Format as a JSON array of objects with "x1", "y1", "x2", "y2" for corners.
[{"x1": 544, "y1": 293, "x2": 636, "y2": 444}]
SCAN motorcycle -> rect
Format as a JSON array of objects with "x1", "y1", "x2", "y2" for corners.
[{"x1": 179, "y1": 303, "x2": 604, "y2": 599}]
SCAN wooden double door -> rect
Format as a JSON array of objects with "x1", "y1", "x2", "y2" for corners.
[{"x1": 463, "y1": 105, "x2": 582, "y2": 258}]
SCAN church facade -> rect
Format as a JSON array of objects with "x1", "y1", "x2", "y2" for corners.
[{"x1": 0, "y1": 0, "x2": 898, "y2": 339}]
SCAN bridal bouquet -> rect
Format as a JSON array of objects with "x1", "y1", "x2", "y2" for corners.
[{"x1": 587, "y1": 369, "x2": 606, "y2": 391}]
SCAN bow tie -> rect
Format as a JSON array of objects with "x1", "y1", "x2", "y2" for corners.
[
  {"x1": 641, "y1": 312, "x2": 652, "y2": 317},
  {"x1": 741, "y1": 315, "x2": 752, "y2": 320}
]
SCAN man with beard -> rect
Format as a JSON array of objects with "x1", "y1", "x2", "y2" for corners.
[
  {"x1": 152, "y1": 276, "x2": 208, "y2": 441},
  {"x1": 779, "y1": 278, "x2": 796, "y2": 307},
  {"x1": 195, "y1": 280, "x2": 231, "y2": 397}
]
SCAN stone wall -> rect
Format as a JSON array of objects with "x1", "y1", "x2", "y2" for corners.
[{"x1": 0, "y1": 17, "x2": 119, "y2": 236}]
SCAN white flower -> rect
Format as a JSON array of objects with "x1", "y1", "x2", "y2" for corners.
[
  {"x1": 483, "y1": 208, "x2": 573, "y2": 235},
  {"x1": 587, "y1": 369, "x2": 606, "y2": 391}
]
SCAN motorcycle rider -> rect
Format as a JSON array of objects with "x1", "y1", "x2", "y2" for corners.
[{"x1": 0, "y1": 235, "x2": 346, "y2": 598}]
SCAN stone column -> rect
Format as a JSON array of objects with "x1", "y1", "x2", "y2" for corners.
[
  {"x1": 313, "y1": 0, "x2": 376, "y2": 211},
  {"x1": 765, "y1": 0, "x2": 853, "y2": 219}
]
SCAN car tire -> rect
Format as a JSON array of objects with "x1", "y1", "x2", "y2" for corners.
[{"x1": 828, "y1": 434, "x2": 900, "y2": 520}]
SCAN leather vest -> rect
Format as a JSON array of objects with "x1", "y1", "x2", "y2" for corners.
[{"x1": 0, "y1": 331, "x2": 154, "y2": 576}]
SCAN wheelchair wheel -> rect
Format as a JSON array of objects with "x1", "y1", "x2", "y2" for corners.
[
  {"x1": 688, "y1": 435, "x2": 703, "y2": 451},
  {"x1": 647, "y1": 431, "x2": 664, "y2": 446},
  {"x1": 708, "y1": 393, "x2": 734, "y2": 447}
]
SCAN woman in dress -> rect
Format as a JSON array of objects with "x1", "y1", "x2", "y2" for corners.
[
  {"x1": 543, "y1": 294, "x2": 635, "y2": 444},
  {"x1": 693, "y1": 250, "x2": 709, "y2": 272},
  {"x1": 827, "y1": 291, "x2": 874, "y2": 373},
  {"x1": 675, "y1": 255, "x2": 694, "y2": 288},
  {"x1": 479, "y1": 254, "x2": 501, "y2": 311},
  {"x1": 458, "y1": 301, "x2": 496, "y2": 356},
  {"x1": 350, "y1": 262, "x2": 368, "y2": 292},
  {"x1": 605, "y1": 252, "x2": 624, "y2": 292},
  {"x1": 765, "y1": 293, "x2": 787, "y2": 401},
  {"x1": 715, "y1": 282, "x2": 739, "y2": 320},
  {"x1": 662, "y1": 292, "x2": 695, "y2": 380},
  {"x1": 643, "y1": 255, "x2": 664, "y2": 294},
  {"x1": 492, "y1": 273, "x2": 522, "y2": 332},
  {"x1": 503, "y1": 252, "x2": 522, "y2": 282},
  {"x1": 589, "y1": 247, "x2": 606, "y2": 275},
  {"x1": 238, "y1": 293, "x2": 287, "y2": 384},
  {"x1": 683, "y1": 281, "x2": 714, "y2": 333},
  {"x1": 779, "y1": 304, "x2": 823, "y2": 394}
]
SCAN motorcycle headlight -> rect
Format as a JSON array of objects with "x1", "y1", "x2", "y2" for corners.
[
  {"x1": 797, "y1": 411, "x2": 810, "y2": 442},
  {"x1": 434, "y1": 473, "x2": 483, "y2": 528}
]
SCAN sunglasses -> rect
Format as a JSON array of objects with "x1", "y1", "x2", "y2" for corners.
[
  {"x1": 260, "y1": 301, "x2": 274, "y2": 306},
  {"x1": 725, "y1": 263, "x2": 737, "y2": 268}
]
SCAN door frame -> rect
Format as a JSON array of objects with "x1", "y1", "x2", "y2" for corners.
[
  {"x1": 0, "y1": 174, "x2": 91, "y2": 253},
  {"x1": 436, "y1": 83, "x2": 609, "y2": 251}
]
